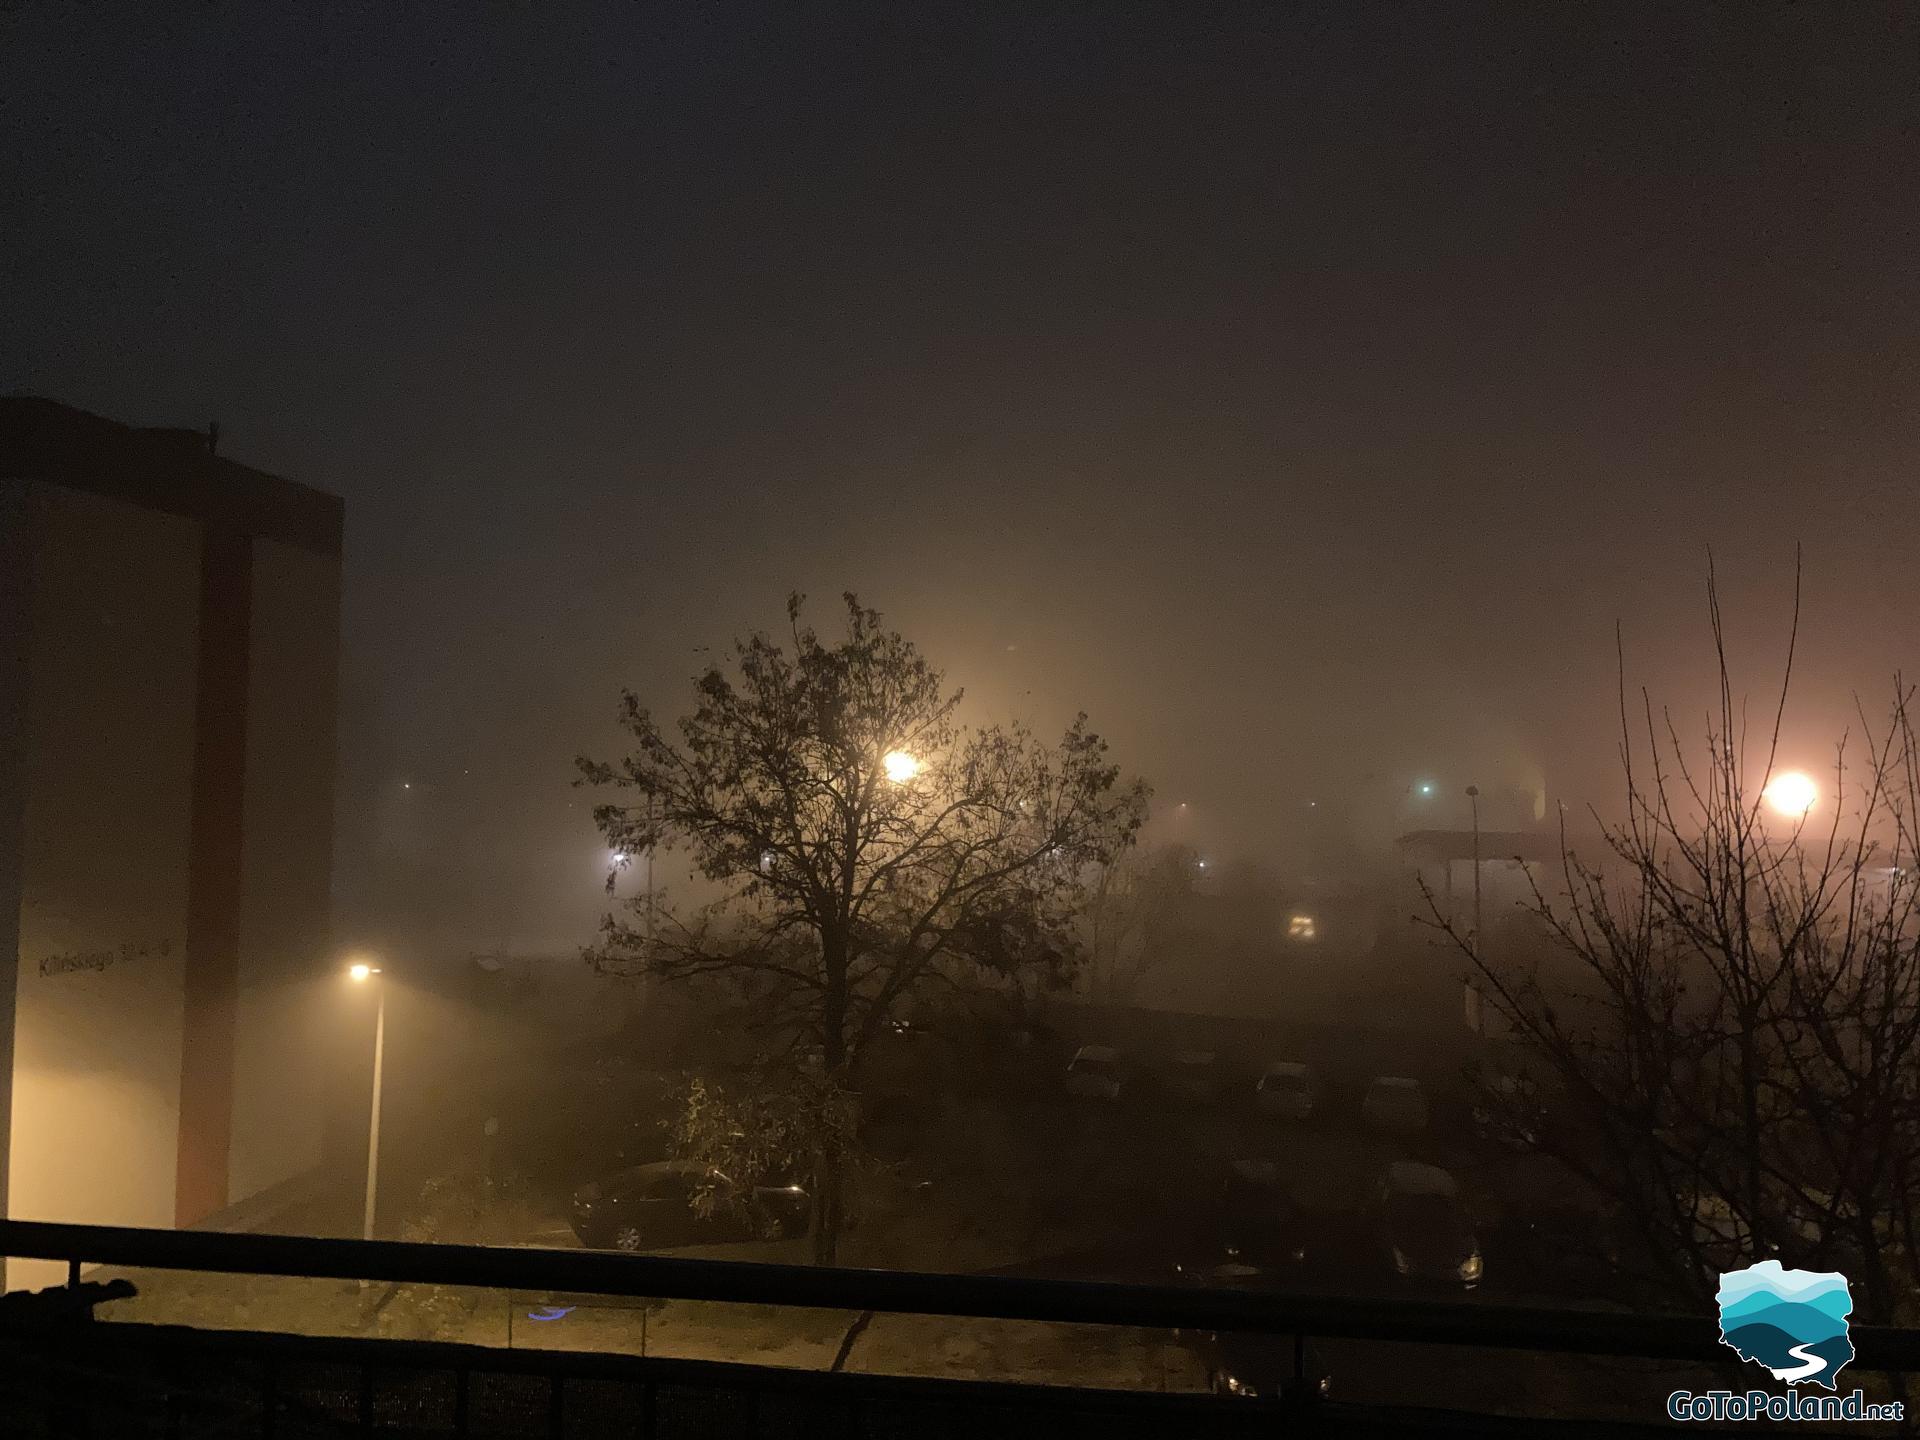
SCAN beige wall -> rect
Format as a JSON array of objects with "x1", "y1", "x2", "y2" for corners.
[
  {"x1": 227, "y1": 538, "x2": 340, "y2": 1203},
  {"x1": 8, "y1": 485, "x2": 200, "y2": 1288}
]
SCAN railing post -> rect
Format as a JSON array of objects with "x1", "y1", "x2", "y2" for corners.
[{"x1": 66, "y1": 1256, "x2": 80, "y2": 1288}]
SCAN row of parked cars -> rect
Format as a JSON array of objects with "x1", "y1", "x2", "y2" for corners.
[
  {"x1": 1064, "y1": 1044, "x2": 1435, "y2": 1130},
  {"x1": 1174, "y1": 1156, "x2": 1483, "y2": 1290},
  {"x1": 1170, "y1": 1152, "x2": 1485, "y2": 1402}
]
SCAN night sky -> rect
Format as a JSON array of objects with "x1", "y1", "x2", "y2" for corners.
[{"x1": 5, "y1": 3, "x2": 1916, "y2": 952}]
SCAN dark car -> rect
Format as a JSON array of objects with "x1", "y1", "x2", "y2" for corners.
[
  {"x1": 1379, "y1": 1161, "x2": 1482, "y2": 1287},
  {"x1": 1187, "y1": 1327, "x2": 1332, "y2": 1404},
  {"x1": 570, "y1": 1161, "x2": 809, "y2": 1252},
  {"x1": 1204, "y1": 1158, "x2": 1311, "y2": 1271},
  {"x1": 1170, "y1": 1237, "x2": 1330, "y2": 1402},
  {"x1": 1172, "y1": 1160, "x2": 1312, "y2": 1301}
]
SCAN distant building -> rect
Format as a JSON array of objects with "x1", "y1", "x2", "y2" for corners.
[
  {"x1": 1, "y1": 398, "x2": 342, "y2": 1287},
  {"x1": 1393, "y1": 827, "x2": 1558, "y2": 934}
]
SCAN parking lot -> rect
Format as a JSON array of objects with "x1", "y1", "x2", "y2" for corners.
[{"x1": 92, "y1": 1018, "x2": 1710, "y2": 1421}]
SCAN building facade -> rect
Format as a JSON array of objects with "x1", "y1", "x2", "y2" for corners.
[{"x1": 1, "y1": 398, "x2": 342, "y2": 1287}]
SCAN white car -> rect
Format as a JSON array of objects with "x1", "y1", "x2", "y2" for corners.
[
  {"x1": 1253, "y1": 1061, "x2": 1319, "y2": 1120},
  {"x1": 1065, "y1": 1044, "x2": 1126, "y2": 1100},
  {"x1": 1362, "y1": 1076, "x2": 1430, "y2": 1132}
]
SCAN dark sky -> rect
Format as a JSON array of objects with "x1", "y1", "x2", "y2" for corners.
[{"x1": 5, "y1": 2, "x2": 1916, "y2": 950}]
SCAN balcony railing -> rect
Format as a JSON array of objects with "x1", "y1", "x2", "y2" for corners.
[{"x1": 4, "y1": 1218, "x2": 1917, "y2": 1436}]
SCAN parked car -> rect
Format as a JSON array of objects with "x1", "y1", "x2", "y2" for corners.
[
  {"x1": 1253, "y1": 1061, "x2": 1319, "y2": 1120},
  {"x1": 1172, "y1": 1158, "x2": 1311, "y2": 1282},
  {"x1": 1065, "y1": 1044, "x2": 1127, "y2": 1100},
  {"x1": 1212, "y1": 1158, "x2": 1311, "y2": 1270},
  {"x1": 1166, "y1": 1049, "x2": 1223, "y2": 1102},
  {"x1": 1184, "y1": 1325, "x2": 1332, "y2": 1404},
  {"x1": 571, "y1": 1161, "x2": 809, "y2": 1252},
  {"x1": 1362, "y1": 1075, "x2": 1430, "y2": 1132},
  {"x1": 1379, "y1": 1161, "x2": 1481, "y2": 1287}
]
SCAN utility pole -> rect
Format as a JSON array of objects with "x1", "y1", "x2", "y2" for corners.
[
  {"x1": 1466, "y1": 785, "x2": 1483, "y2": 1036},
  {"x1": 1466, "y1": 784, "x2": 1483, "y2": 955}
]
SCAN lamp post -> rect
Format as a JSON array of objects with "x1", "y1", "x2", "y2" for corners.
[
  {"x1": 1465, "y1": 786, "x2": 1482, "y2": 955},
  {"x1": 348, "y1": 961, "x2": 386, "y2": 1242},
  {"x1": 1465, "y1": 786, "x2": 1484, "y2": 1037}
]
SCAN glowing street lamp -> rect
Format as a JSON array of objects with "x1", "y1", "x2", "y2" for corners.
[
  {"x1": 346, "y1": 958, "x2": 387, "y2": 1242},
  {"x1": 1763, "y1": 771, "x2": 1818, "y2": 819},
  {"x1": 882, "y1": 750, "x2": 921, "y2": 784}
]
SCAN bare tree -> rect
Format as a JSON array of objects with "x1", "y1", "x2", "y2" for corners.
[
  {"x1": 1082, "y1": 843, "x2": 1200, "y2": 1004},
  {"x1": 578, "y1": 593, "x2": 1148, "y2": 1263},
  {"x1": 1433, "y1": 563, "x2": 1920, "y2": 1329}
]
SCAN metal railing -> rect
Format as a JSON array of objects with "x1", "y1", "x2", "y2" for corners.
[
  {"x1": 4, "y1": 1218, "x2": 1918, "y2": 1438},
  {"x1": 8, "y1": 1217, "x2": 1920, "y2": 1367}
]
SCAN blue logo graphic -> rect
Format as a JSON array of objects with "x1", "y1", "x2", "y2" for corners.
[
  {"x1": 526, "y1": 1306, "x2": 575, "y2": 1322},
  {"x1": 1717, "y1": 1260, "x2": 1854, "y2": 1391}
]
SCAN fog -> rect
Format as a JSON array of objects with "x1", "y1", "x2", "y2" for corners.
[
  {"x1": 7, "y1": 10, "x2": 1920, "y2": 1412},
  {"x1": 6, "y1": 4, "x2": 1913, "y2": 959}
]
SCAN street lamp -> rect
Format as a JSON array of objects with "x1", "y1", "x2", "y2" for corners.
[
  {"x1": 1466, "y1": 785, "x2": 1483, "y2": 1036},
  {"x1": 1465, "y1": 786, "x2": 1483, "y2": 953},
  {"x1": 882, "y1": 750, "x2": 920, "y2": 784},
  {"x1": 1763, "y1": 771, "x2": 1818, "y2": 819},
  {"x1": 347, "y1": 959, "x2": 386, "y2": 1242}
]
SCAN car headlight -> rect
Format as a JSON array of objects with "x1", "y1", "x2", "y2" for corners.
[
  {"x1": 1459, "y1": 1252, "x2": 1483, "y2": 1283},
  {"x1": 1224, "y1": 1374, "x2": 1257, "y2": 1398},
  {"x1": 1392, "y1": 1246, "x2": 1412, "y2": 1275}
]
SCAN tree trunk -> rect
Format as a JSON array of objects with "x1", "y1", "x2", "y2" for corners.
[
  {"x1": 814, "y1": 921, "x2": 850, "y2": 1266},
  {"x1": 809, "y1": 1146, "x2": 843, "y2": 1266}
]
